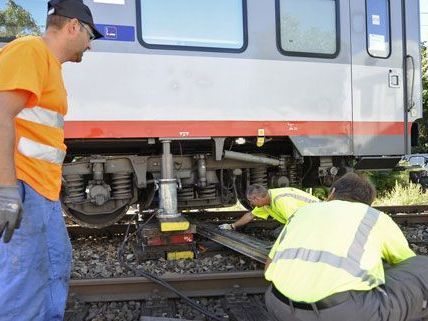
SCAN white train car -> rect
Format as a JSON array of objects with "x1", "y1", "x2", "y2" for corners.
[{"x1": 0, "y1": 0, "x2": 423, "y2": 227}]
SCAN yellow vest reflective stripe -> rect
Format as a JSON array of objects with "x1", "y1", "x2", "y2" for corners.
[
  {"x1": 274, "y1": 193, "x2": 319, "y2": 204},
  {"x1": 272, "y1": 191, "x2": 319, "y2": 223},
  {"x1": 16, "y1": 106, "x2": 64, "y2": 129},
  {"x1": 16, "y1": 106, "x2": 65, "y2": 165},
  {"x1": 272, "y1": 207, "x2": 382, "y2": 286}
]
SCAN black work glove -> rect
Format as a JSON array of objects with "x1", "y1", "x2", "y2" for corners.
[{"x1": 0, "y1": 185, "x2": 23, "y2": 243}]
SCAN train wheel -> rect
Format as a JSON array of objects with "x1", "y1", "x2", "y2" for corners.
[{"x1": 62, "y1": 203, "x2": 129, "y2": 228}]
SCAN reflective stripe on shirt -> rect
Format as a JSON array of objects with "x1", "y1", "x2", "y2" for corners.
[
  {"x1": 16, "y1": 106, "x2": 64, "y2": 129},
  {"x1": 273, "y1": 193, "x2": 319, "y2": 204},
  {"x1": 272, "y1": 207, "x2": 382, "y2": 286},
  {"x1": 17, "y1": 137, "x2": 66, "y2": 165}
]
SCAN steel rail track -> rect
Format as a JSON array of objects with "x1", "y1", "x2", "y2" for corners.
[
  {"x1": 373, "y1": 204, "x2": 428, "y2": 214},
  {"x1": 67, "y1": 209, "x2": 428, "y2": 237},
  {"x1": 67, "y1": 224, "x2": 136, "y2": 237},
  {"x1": 191, "y1": 219, "x2": 271, "y2": 263},
  {"x1": 69, "y1": 271, "x2": 268, "y2": 302},
  {"x1": 67, "y1": 219, "x2": 278, "y2": 237},
  {"x1": 66, "y1": 206, "x2": 428, "y2": 266},
  {"x1": 389, "y1": 213, "x2": 428, "y2": 224}
]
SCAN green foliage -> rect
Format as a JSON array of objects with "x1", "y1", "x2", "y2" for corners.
[
  {"x1": 365, "y1": 170, "x2": 410, "y2": 196},
  {"x1": 0, "y1": 0, "x2": 40, "y2": 38},
  {"x1": 373, "y1": 181, "x2": 428, "y2": 206},
  {"x1": 414, "y1": 42, "x2": 428, "y2": 152},
  {"x1": 311, "y1": 187, "x2": 329, "y2": 200}
]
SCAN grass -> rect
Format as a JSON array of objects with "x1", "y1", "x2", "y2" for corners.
[{"x1": 373, "y1": 181, "x2": 428, "y2": 206}]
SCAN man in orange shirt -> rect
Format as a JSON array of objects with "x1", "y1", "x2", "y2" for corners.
[{"x1": 0, "y1": 1, "x2": 102, "y2": 320}]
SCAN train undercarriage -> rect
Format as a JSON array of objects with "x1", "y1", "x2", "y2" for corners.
[{"x1": 62, "y1": 137, "x2": 353, "y2": 229}]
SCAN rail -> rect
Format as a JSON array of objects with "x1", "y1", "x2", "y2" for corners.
[
  {"x1": 191, "y1": 220, "x2": 271, "y2": 263},
  {"x1": 69, "y1": 271, "x2": 268, "y2": 302}
]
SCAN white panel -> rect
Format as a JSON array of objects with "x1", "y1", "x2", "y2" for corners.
[
  {"x1": 94, "y1": 0, "x2": 125, "y2": 4},
  {"x1": 63, "y1": 52, "x2": 351, "y2": 122},
  {"x1": 351, "y1": 65, "x2": 403, "y2": 122},
  {"x1": 422, "y1": 26, "x2": 428, "y2": 42}
]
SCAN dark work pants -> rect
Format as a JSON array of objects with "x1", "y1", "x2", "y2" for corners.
[{"x1": 265, "y1": 256, "x2": 428, "y2": 321}]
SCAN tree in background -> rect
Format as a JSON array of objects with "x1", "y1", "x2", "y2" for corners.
[
  {"x1": 415, "y1": 42, "x2": 428, "y2": 152},
  {"x1": 0, "y1": 0, "x2": 40, "y2": 38}
]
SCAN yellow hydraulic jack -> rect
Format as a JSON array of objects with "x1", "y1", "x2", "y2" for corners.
[
  {"x1": 156, "y1": 140, "x2": 193, "y2": 260},
  {"x1": 157, "y1": 140, "x2": 189, "y2": 232}
]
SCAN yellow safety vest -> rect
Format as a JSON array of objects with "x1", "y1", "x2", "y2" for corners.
[
  {"x1": 265, "y1": 200, "x2": 415, "y2": 302},
  {"x1": 251, "y1": 187, "x2": 319, "y2": 224}
]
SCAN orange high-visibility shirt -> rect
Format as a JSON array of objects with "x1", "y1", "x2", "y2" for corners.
[{"x1": 0, "y1": 36, "x2": 68, "y2": 200}]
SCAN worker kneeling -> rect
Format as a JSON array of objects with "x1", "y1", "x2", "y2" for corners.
[
  {"x1": 265, "y1": 173, "x2": 428, "y2": 321},
  {"x1": 219, "y1": 185, "x2": 319, "y2": 236}
]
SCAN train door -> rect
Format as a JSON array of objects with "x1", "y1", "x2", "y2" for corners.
[
  {"x1": 350, "y1": 0, "x2": 421, "y2": 156},
  {"x1": 404, "y1": 0, "x2": 423, "y2": 151}
]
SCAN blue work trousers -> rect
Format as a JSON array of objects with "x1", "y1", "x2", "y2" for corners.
[{"x1": 0, "y1": 181, "x2": 72, "y2": 321}]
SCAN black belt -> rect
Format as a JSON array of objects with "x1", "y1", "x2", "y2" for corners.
[{"x1": 271, "y1": 284, "x2": 352, "y2": 311}]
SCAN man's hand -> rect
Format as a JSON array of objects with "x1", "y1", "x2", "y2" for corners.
[
  {"x1": 218, "y1": 223, "x2": 234, "y2": 230},
  {"x1": 0, "y1": 186, "x2": 23, "y2": 243}
]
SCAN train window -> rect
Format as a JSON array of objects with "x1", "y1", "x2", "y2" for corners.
[
  {"x1": 137, "y1": 0, "x2": 247, "y2": 52},
  {"x1": 366, "y1": 0, "x2": 391, "y2": 58},
  {"x1": 276, "y1": 0, "x2": 339, "y2": 58},
  {"x1": 0, "y1": 0, "x2": 45, "y2": 42}
]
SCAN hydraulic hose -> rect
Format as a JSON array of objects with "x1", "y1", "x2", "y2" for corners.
[{"x1": 117, "y1": 214, "x2": 227, "y2": 321}]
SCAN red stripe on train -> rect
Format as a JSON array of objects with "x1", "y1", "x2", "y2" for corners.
[{"x1": 64, "y1": 121, "x2": 408, "y2": 139}]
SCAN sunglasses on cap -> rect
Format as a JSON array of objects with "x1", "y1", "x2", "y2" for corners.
[{"x1": 79, "y1": 21, "x2": 95, "y2": 41}]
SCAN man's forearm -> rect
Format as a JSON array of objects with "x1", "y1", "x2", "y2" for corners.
[
  {"x1": 232, "y1": 212, "x2": 254, "y2": 229},
  {"x1": 0, "y1": 118, "x2": 17, "y2": 185},
  {"x1": 0, "y1": 90, "x2": 30, "y2": 186}
]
